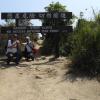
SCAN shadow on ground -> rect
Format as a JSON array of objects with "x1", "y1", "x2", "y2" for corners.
[
  {"x1": 0, "y1": 57, "x2": 63, "y2": 69},
  {"x1": 32, "y1": 57, "x2": 64, "y2": 66},
  {"x1": 63, "y1": 63, "x2": 100, "y2": 83},
  {"x1": 0, "y1": 59, "x2": 28, "y2": 69}
]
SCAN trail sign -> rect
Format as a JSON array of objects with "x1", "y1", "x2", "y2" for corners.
[
  {"x1": 1, "y1": 11, "x2": 73, "y2": 58},
  {"x1": 1, "y1": 12, "x2": 72, "y2": 19},
  {"x1": 1, "y1": 26, "x2": 73, "y2": 34},
  {"x1": 16, "y1": 19, "x2": 31, "y2": 27}
]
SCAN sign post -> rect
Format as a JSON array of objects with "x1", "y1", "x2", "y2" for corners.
[
  {"x1": 1, "y1": 11, "x2": 73, "y2": 58},
  {"x1": 1, "y1": 26, "x2": 73, "y2": 34},
  {"x1": 1, "y1": 12, "x2": 72, "y2": 19}
]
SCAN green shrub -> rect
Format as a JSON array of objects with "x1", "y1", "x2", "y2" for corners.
[{"x1": 70, "y1": 18, "x2": 100, "y2": 76}]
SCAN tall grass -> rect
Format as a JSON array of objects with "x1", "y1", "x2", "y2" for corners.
[{"x1": 69, "y1": 13, "x2": 100, "y2": 77}]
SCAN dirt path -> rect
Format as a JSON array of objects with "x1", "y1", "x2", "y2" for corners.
[{"x1": 0, "y1": 57, "x2": 100, "y2": 100}]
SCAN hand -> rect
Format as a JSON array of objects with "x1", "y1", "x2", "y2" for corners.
[{"x1": 16, "y1": 40, "x2": 20, "y2": 44}]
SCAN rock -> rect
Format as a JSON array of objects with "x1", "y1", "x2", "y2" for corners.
[
  {"x1": 19, "y1": 72, "x2": 23, "y2": 75},
  {"x1": 41, "y1": 56, "x2": 46, "y2": 60},
  {"x1": 35, "y1": 75, "x2": 42, "y2": 79}
]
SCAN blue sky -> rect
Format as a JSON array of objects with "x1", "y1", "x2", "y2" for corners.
[{"x1": 0, "y1": 0, "x2": 100, "y2": 25}]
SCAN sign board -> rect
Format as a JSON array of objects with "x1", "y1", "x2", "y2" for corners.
[
  {"x1": 1, "y1": 26, "x2": 73, "y2": 34},
  {"x1": 16, "y1": 19, "x2": 31, "y2": 26},
  {"x1": 1, "y1": 12, "x2": 72, "y2": 19}
]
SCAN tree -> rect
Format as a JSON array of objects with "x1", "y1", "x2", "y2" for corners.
[
  {"x1": 4, "y1": 19, "x2": 15, "y2": 27},
  {"x1": 41, "y1": 2, "x2": 73, "y2": 57}
]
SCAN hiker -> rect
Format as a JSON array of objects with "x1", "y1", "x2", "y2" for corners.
[
  {"x1": 24, "y1": 36, "x2": 35, "y2": 61},
  {"x1": 6, "y1": 34, "x2": 21, "y2": 65}
]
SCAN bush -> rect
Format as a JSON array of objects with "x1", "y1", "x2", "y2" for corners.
[{"x1": 70, "y1": 18, "x2": 100, "y2": 76}]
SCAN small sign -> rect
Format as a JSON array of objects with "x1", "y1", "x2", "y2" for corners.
[
  {"x1": 16, "y1": 19, "x2": 31, "y2": 26},
  {"x1": 1, "y1": 12, "x2": 72, "y2": 19},
  {"x1": 1, "y1": 26, "x2": 73, "y2": 34}
]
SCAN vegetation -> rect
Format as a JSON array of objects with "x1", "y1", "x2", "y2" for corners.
[
  {"x1": 41, "y1": 2, "x2": 74, "y2": 57},
  {"x1": 68, "y1": 12, "x2": 100, "y2": 77}
]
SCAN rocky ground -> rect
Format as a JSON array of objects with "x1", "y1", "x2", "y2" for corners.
[{"x1": 0, "y1": 56, "x2": 100, "y2": 100}]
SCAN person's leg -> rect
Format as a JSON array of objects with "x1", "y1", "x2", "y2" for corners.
[
  {"x1": 6, "y1": 52, "x2": 11, "y2": 65},
  {"x1": 14, "y1": 52, "x2": 20, "y2": 65},
  {"x1": 7, "y1": 57, "x2": 10, "y2": 65},
  {"x1": 25, "y1": 52, "x2": 30, "y2": 61},
  {"x1": 34, "y1": 49, "x2": 39, "y2": 60}
]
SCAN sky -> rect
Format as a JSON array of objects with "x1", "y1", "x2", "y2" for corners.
[{"x1": 0, "y1": 0, "x2": 100, "y2": 25}]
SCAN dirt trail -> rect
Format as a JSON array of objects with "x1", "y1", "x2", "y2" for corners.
[{"x1": 0, "y1": 57, "x2": 100, "y2": 100}]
